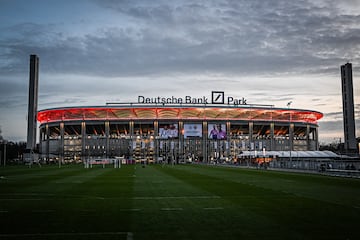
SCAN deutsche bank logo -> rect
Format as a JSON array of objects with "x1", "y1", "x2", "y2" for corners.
[{"x1": 211, "y1": 91, "x2": 224, "y2": 104}]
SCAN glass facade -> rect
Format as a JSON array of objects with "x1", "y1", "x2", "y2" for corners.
[
  {"x1": 38, "y1": 105, "x2": 322, "y2": 163},
  {"x1": 40, "y1": 119, "x2": 319, "y2": 163}
]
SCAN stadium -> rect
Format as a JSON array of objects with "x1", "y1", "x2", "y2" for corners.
[{"x1": 37, "y1": 92, "x2": 324, "y2": 164}]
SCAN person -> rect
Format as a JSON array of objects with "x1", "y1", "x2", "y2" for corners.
[
  {"x1": 160, "y1": 125, "x2": 170, "y2": 138},
  {"x1": 169, "y1": 124, "x2": 178, "y2": 138},
  {"x1": 209, "y1": 125, "x2": 218, "y2": 139},
  {"x1": 217, "y1": 125, "x2": 227, "y2": 139}
]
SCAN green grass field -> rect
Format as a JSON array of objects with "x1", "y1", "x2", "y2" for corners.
[{"x1": 1, "y1": 164, "x2": 360, "y2": 240}]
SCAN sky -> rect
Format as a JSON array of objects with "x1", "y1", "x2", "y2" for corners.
[{"x1": 0, "y1": 0, "x2": 359, "y2": 144}]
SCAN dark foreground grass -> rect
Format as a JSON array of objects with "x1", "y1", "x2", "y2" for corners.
[{"x1": 1, "y1": 164, "x2": 360, "y2": 240}]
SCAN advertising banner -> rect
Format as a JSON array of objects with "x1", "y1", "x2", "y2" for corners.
[
  {"x1": 184, "y1": 123, "x2": 202, "y2": 138},
  {"x1": 208, "y1": 123, "x2": 227, "y2": 140}
]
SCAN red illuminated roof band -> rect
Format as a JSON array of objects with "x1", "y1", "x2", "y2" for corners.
[{"x1": 37, "y1": 106, "x2": 323, "y2": 125}]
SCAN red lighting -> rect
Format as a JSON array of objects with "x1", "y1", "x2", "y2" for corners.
[{"x1": 37, "y1": 106, "x2": 323, "y2": 124}]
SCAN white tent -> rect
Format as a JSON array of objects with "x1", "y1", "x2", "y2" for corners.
[{"x1": 238, "y1": 150, "x2": 339, "y2": 158}]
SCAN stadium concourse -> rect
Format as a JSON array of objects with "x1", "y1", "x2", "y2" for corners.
[{"x1": 37, "y1": 103, "x2": 323, "y2": 165}]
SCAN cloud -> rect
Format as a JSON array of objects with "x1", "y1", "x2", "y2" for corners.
[
  {"x1": 1, "y1": 0, "x2": 360, "y2": 80},
  {"x1": 0, "y1": 0, "x2": 359, "y2": 141}
]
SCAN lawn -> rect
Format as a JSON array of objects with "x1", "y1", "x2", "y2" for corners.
[{"x1": 0, "y1": 164, "x2": 360, "y2": 239}]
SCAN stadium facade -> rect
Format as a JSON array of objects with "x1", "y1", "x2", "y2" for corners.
[{"x1": 37, "y1": 92, "x2": 323, "y2": 164}]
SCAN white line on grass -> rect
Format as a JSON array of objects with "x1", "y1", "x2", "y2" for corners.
[
  {"x1": 80, "y1": 209, "x2": 96, "y2": 212},
  {"x1": 120, "y1": 208, "x2": 142, "y2": 211},
  {"x1": 0, "y1": 193, "x2": 55, "y2": 197},
  {"x1": 161, "y1": 208, "x2": 183, "y2": 211},
  {"x1": 31, "y1": 210, "x2": 55, "y2": 213},
  {"x1": 127, "y1": 232, "x2": 134, "y2": 240},
  {"x1": 134, "y1": 195, "x2": 220, "y2": 200},
  {"x1": 0, "y1": 198, "x2": 44, "y2": 201},
  {"x1": 203, "y1": 207, "x2": 224, "y2": 210},
  {"x1": 0, "y1": 232, "x2": 132, "y2": 238},
  {"x1": 71, "y1": 181, "x2": 83, "y2": 183},
  {"x1": 0, "y1": 195, "x2": 105, "y2": 201}
]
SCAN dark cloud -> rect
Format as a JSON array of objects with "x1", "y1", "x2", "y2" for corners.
[
  {"x1": 38, "y1": 97, "x2": 87, "y2": 109},
  {"x1": 0, "y1": 0, "x2": 359, "y2": 141},
  {"x1": 324, "y1": 104, "x2": 360, "y2": 120},
  {"x1": 319, "y1": 118, "x2": 360, "y2": 134},
  {"x1": 1, "y1": 0, "x2": 359, "y2": 79},
  {"x1": 0, "y1": 76, "x2": 28, "y2": 109},
  {"x1": 0, "y1": 78, "x2": 27, "y2": 95},
  {"x1": 324, "y1": 111, "x2": 343, "y2": 120}
]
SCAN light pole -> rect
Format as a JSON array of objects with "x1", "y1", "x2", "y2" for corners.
[
  {"x1": 3, "y1": 141, "x2": 6, "y2": 167},
  {"x1": 338, "y1": 138, "x2": 342, "y2": 161},
  {"x1": 287, "y1": 101, "x2": 292, "y2": 168},
  {"x1": 0, "y1": 140, "x2": 6, "y2": 167}
]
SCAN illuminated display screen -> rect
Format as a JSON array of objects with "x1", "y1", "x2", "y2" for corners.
[
  {"x1": 159, "y1": 123, "x2": 178, "y2": 139},
  {"x1": 208, "y1": 123, "x2": 227, "y2": 140},
  {"x1": 184, "y1": 123, "x2": 202, "y2": 138}
]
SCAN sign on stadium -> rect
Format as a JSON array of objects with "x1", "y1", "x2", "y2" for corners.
[{"x1": 138, "y1": 91, "x2": 247, "y2": 106}]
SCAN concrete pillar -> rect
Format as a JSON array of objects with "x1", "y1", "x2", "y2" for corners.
[
  {"x1": 289, "y1": 123, "x2": 294, "y2": 151},
  {"x1": 306, "y1": 125, "x2": 310, "y2": 151},
  {"x1": 26, "y1": 55, "x2": 39, "y2": 151},
  {"x1": 45, "y1": 124, "x2": 49, "y2": 161},
  {"x1": 270, "y1": 123, "x2": 274, "y2": 151},
  {"x1": 249, "y1": 122, "x2": 253, "y2": 144},
  {"x1": 105, "y1": 121, "x2": 110, "y2": 158},
  {"x1": 60, "y1": 122, "x2": 64, "y2": 166},
  {"x1": 81, "y1": 122, "x2": 86, "y2": 161},
  {"x1": 202, "y1": 121, "x2": 208, "y2": 163}
]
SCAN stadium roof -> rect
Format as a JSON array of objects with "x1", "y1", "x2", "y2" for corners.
[{"x1": 38, "y1": 105, "x2": 323, "y2": 125}]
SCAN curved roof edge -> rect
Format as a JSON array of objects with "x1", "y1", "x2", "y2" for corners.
[
  {"x1": 37, "y1": 105, "x2": 323, "y2": 125},
  {"x1": 38, "y1": 104, "x2": 322, "y2": 113}
]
